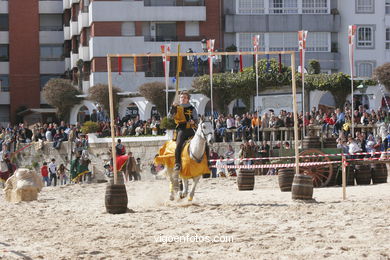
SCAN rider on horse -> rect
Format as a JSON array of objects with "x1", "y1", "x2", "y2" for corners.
[{"x1": 169, "y1": 91, "x2": 198, "y2": 171}]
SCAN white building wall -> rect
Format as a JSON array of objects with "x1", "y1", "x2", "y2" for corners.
[
  {"x1": 39, "y1": 1, "x2": 63, "y2": 14},
  {"x1": 338, "y1": 0, "x2": 390, "y2": 75},
  {"x1": 89, "y1": 37, "x2": 204, "y2": 58},
  {"x1": 40, "y1": 61, "x2": 65, "y2": 74},
  {"x1": 39, "y1": 31, "x2": 64, "y2": 44},
  {"x1": 89, "y1": 2, "x2": 206, "y2": 23},
  {"x1": 0, "y1": 32, "x2": 8, "y2": 43},
  {"x1": 0, "y1": 1, "x2": 8, "y2": 13}
]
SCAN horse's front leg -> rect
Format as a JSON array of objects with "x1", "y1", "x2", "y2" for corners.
[
  {"x1": 169, "y1": 169, "x2": 179, "y2": 201},
  {"x1": 180, "y1": 178, "x2": 189, "y2": 199},
  {"x1": 188, "y1": 176, "x2": 201, "y2": 201}
]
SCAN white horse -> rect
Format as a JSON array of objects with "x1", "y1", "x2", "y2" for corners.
[{"x1": 160, "y1": 118, "x2": 214, "y2": 201}]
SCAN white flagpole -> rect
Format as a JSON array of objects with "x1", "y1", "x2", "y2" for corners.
[
  {"x1": 349, "y1": 25, "x2": 356, "y2": 137},
  {"x1": 254, "y1": 35, "x2": 260, "y2": 142},
  {"x1": 208, "y1": 39, "x2": 215, "y2": 124}
]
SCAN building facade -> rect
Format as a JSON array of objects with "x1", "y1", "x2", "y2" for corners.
[
  {"x1": 64, "y1": 0, "x2": 222, "y2": 123},
  {"x1": 1, "y1": 0, "x2": 390, "y2": 125},
  {"x1": 0, "y1": 0, "x2": 64, "y2": 124}
]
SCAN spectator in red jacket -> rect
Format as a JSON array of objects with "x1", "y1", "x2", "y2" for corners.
[{"x1": 41, "y1": 162, "x2": 49, "y2": 187}]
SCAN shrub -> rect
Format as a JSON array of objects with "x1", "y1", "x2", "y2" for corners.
[
  {"x1": 42, "y1": 78, "x2": 82, "y2": 121},
  {"x1": 373, "y1": 63, "x2": 390, "y2": 91},
  {"x1": 160, "y1": 117, "x2": 176, "y2": 130},
  {"x1": 81, "y1": 121, "x2": 100, "y2": 134},
  {"x1": 88, "y1": 83, "x2": 121, "y2": 118},
  {"x1": 138, "y1": 82, "x2": 175, "y2": 117}
]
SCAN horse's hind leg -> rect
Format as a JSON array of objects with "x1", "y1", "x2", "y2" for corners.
[
  {"x1": 188, "y1": 176, "x2": 201, "y2": 201},
  {"x1": 180, "y1": 178, "x2": 189, "y2": 199}
]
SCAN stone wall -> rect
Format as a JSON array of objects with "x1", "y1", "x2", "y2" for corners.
[{"x1": 12, "y1": 139, "x2": 241, "y2": 181}]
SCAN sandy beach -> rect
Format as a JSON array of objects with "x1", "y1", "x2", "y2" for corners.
[{"x1": 1, "y1": 174, "x2": 389, "y2": 260}]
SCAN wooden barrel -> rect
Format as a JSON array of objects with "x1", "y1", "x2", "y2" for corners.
[
  {"x1": 323, "y1": 137, "x2": 337, "y2": 148},
  {"x1": 292, "y1": 174, "x2": 313, "y2": 200},
  {"x1": 302, "y1": 136, "x2": 321, "y2": 149},
  {"x1": 372, "y1": 164, "x2": 388, "y2": 184},
  {"x1": 105, "y1": 184, "x2": 128, "y2": 214},
  {"x1": 237, "y1": 169, "x2": 255, "y2": 191},
  {"x1": 336, "y1": 165, "x2": 355, "y2": 186},
  {"x1": 354, "y1": 164, "x2": 372, "y2": 185},
  {"x1": 278, "y1": 168, "x2": 295, "y2": 192},
  {"x1": 327, "y1": 164, "x2": 339, "y2": 187}
]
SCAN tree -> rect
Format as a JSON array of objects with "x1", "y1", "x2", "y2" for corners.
[
  {"x1": 373, "y1": 63, "x2": 390, "y2": 90},
  {"x1": 88, "y1": 83, "x2": 121, "y2": 118},
  {"x1": 138, "y1": 82, "x2": 175, "y2": 116},
  {"x1": 308, "y1": 60, "x2": 321, "y2": 74},
  {"x1": 42, "y1": 78, "x2": 82, "y2": 121},
  {"x1": 192, "y1": 59, "x2": 291, "y2": 111}
]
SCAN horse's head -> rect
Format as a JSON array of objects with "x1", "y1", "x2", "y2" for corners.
[{"x1": 197, "y1": 118, "x2": 214, "y2": 145}]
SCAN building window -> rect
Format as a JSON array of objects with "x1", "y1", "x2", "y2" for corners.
[
  {"x1": 270, "y1": 0, "x2": 298, "y2": 14},
  {"x1": 386, "y1": 0, "x2": 390, "y2": 14},
  {"x1": 237, "y1": 33, "x2": 265, "y2": 51},
  {"x1": 122, "y1": 22, "x2": 135, "y2": 36},
  {"x1": 306, "y1": 32, "x2": 330, "y2": 52},
  {"x1": 356, "y1": 0, "x2": 374, "y2": 13},
  {"x1": 185, "y1": 22, "x2": 199, "y2": 36},
  {"x1": 0, "y1": 14, "x2": 8, "y2": 31},
  {"x1": 122, "y1": 58, "x2": 135, "y2": 72},
  {"x1": 155, "y1": 22, "x2": 177, "y2": 41},
  {"x1": 0, "y1": 75, "x2": 9, "y2": 92},
  {"x1": 357, "y1": 62, "x2": 374, "y2": 78},
  {"x1": 386, "y1": 28, "x2": 390, "y2": 50},
  {"x1": 237, "y1": 0, "x2": 265, "y2": 14},
  {"x1": 0, "y1": 45, "x2": 9, "y2": 61},
  {"x1": 40, "y1": 45, "x2": 63, "y2": 61},
  {"x1": 40, "y1": 75, "x2": 62, "y2": 90},
  {"x1": 302, "y1": 0, "x2": 328, "y2": 13},
  {"x1": 39, "y1": 14, "x2": 63, "y2": 31},
  {"x1": 269, "y1": 33, "x2": 298, "y2": 51},
  {"x1": 357, "y1": 26, "x2": 374, "y2": 48}
]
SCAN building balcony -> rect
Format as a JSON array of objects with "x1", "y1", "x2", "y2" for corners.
[
  {"x1": 39, "y1": 0, "x2": 63, "y2": 13},
  {"x1": 78, "y1": 12, "x2": 89, "y2": 33},
  {"x1": 40, "y1": 31, "x2": 64, "y2": 44},
  {"x1": 65, "y1": 57, "x2": 71, "y2": 70},
  {"x1": 0, "y1": 62, "x2": 9, "y2": 74},
  {"x1": 90, "y1": 1, "x2": 206, "y2": 22},
  {"x1": 144, "y1": 35, "x2": 178, "y2": 42},
  {"x1": 0, "y1": 92, "x2": 10, "y2": 105},
  {"x1": 143, "y1": 0, "x2": 205, "y2": 6},
  {"x1": 79, "y1": 46, "x2": 90, "y2": 61},
  {"x1": 0, "y1": 1, "x2": 8, "y2": 12},
  {"x1": 71, "y1": 0, "x2": 80, "y2": 4},
  {"x1": 82, "y1": 80, "x2": 90, "y2": 94},
  {"x1": 63, "y1": 0, "x2": 70, "y2": 10},
  {"x1": 0, "y1": 32, "x2": 8, "y2": 44},
  {"x1": 64, "y1": 26, "x2": 71, "y2": 40},
  {"x1": 225, "y1": 14, "x2": 341, "y2": 33},
  {"x1": 70, "y1": 21, "x2": 79, "y2": 37},
  {"x1": 40, "y1": 61, "x2": 65, "y2": 74},
  {"x1": 71, "y1": 53, "x2": 79, "y2": 68}
]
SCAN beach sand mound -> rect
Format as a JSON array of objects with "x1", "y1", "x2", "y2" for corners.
[{"x1": 0, "y1": 175, "x2": 389, "y2": 259}]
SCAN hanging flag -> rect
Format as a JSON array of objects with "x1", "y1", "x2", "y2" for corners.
[
  {"x1": 133, "y1": 56, "x2": 137, "y2": 72},
  {"x1": 175, "y1": 44, "x2": 182, "y2": 95},
  {"x1": 194, "y1": 56, "x2": 198, "y2": 73},
  {"x1": 148, "y1": 56, "x2": 151, "y2": 72},
  {"x1": 348, "y1": 25, "x2": 357, "y2": 77},
  {"x1": 207, "y1": 39, "x2": 215, "y2": 75},
  {"x1": 161, "y1": 44, "x2": 171, "y2": 115},
  {"x1": 278, "y1": 54, "x2": 282, "y2": 73},
  {"x1": 266, "y1": 54, "x2": 270, "y2": 72},
  {"x1": 118, "y1": 56, "x2": 122, "y2": 75},
  {"x1": 239, "y1": 55, "x2": 243, "y2": 72},
  {"x1": 298, "y1": 30, "x2": 308, "y2": 77},
  {"x1": 253, "y1": 35, "x2": 260, "y2": 71}
]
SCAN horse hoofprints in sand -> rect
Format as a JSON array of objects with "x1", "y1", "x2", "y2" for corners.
[{"x1": 155, "y1": 118, "x2": 214, "y2": 201}]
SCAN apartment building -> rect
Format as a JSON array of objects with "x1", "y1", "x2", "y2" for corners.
[
  {"x1": 64, "y1": 0, "x2": 222, "y2": 123},
  {"x1": 0, "y1": 0, "x2": 64, "y2": 123},
  {"x1": 224, "y1": 0, "x2": 390, "y2": 112}
]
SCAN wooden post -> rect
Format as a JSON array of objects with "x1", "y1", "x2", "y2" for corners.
[
  {"x1": 342, "y1": 154, "x2": 347, "y2": 200},
  {"x1": 291, "y1": 53, "x2": 300, "y2": 176},
  {"x1": 107, "y1": 56, "x2": 118, "y2": 185}
]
